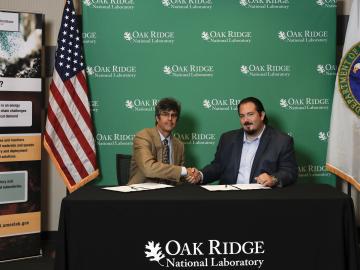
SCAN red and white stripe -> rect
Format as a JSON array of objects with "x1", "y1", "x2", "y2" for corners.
[{"x1": 44, "y1": 70, "x2": 98, "y2": 190}]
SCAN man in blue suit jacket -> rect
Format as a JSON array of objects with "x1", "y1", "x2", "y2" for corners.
[{"x1": 200, "y1": 97, "x2": 298, "y2": 187}]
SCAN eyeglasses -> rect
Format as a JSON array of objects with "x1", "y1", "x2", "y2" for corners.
[{"x1": 159, "y1": 111, "x2": 178, "y2": 119}]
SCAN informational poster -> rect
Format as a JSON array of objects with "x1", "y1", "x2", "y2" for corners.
[
  {"x1": 0, "y1": 11, "x2": 43, "y2": 262},
  {"x1": 81, "y1": 0, "x2": 336, "y2": 186}
]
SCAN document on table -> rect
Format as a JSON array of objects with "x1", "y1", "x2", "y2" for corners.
[
  {"x1": 201, "y1": 184, "x2": 270, "y2": 191},
  {"x1": 103, "y1": 182, "x2": 174, "y2": 192}
]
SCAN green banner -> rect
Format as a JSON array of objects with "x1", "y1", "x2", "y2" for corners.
[{"x1": 81, "y1": 0, "x2": 336, "y2": 186}]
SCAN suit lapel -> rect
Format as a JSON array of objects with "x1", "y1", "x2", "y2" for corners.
[
  {"x1": 233, "y1": 130, "x2": 244, "y2": 181},
  {"x1": 250, "y1": 126, "x2": 271, "y2": 181},
  {"x1": 151, "y1": 128, "x2": 163, "y2": 162},
  {"x1": 172, "y1": 137, "x2": 178, "y2": 164}
]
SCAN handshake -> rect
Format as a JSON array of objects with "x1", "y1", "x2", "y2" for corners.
[{"x1": 185, "y1": 167, "x2": 202, "y2": 184}]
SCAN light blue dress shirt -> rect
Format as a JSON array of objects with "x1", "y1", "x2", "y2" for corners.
[{"x1": 236, "y1": 126, "x2": 266, "y2": 184}]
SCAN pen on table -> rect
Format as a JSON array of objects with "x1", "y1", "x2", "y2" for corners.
[
  {"x1": 231, "y1": 185, "x2": 242, "y2": 190},
  {"x1": 130, "y1": 186, "x2": 150, "y2": 191}
]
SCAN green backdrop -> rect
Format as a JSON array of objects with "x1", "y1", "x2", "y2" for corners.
[{"x1": 81, "y1": 0, "x2": 336, "y2": 186}]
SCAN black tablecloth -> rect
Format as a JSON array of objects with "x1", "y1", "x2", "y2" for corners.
[{"x1": 55, "y1": 184, "x2": 360, "y2": 270}]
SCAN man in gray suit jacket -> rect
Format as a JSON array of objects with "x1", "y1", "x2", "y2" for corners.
[{"x1": 198, "y1": 97, "x2": 298, "y2": 187}]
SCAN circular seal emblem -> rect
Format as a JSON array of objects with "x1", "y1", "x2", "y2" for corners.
[{"x1": 338, "y1": 42, "x2": 360, "y2": 116}]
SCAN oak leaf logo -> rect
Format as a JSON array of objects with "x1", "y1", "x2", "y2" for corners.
[
  {"x1": 280, "y1": 99, "x2": 288, "y2": 108},
  {"x1": 162, "y1": 0, "x2": 171, "y2": 6},
  {"x1": 239, "y1": 0, "x2": 248, "y2": 6},
  {"x1": 201, "y1": 32, "x2": 210, "y2": 41},
  {"x1": 318, "y1": 131, "x2": 328, "y2": 141},
  {"x1": 278, "y1": 31, "x2": 286, "y2": 40},
  {"x1": 86, "y1": 66, "x2": 94, "y2": 75},
  {"x1": 125, "y1": 100, "x2": 134, "y2": 109},
  {"x1": 124, "y1": 32, "x2": 132, "y2": 41},
  {"x1": 203, "y1": 99, "x2": 211, "y2": 109},
  {"x1": 317, "y1": 65, "x2": 325, "y2": 74},
  {"x1": 145, "y1": 241, "x2": 165, "y2": 266},
  {"x1": 240, "y1": 65, "x2": 249, "y2": 74},
  {"x1": 163, "y1": 65, "x2": 172, "y2": 75}
]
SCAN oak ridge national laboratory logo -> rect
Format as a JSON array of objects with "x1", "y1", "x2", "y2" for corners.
[
  {"x1": 337, "y1": 42, "x2": 360, "y2": 116},
  {"x1": 318, "y1": 131, "x2": 329, "y2": 142},
  {"x1": 298, "y1": 164, "x2": 331, "y2": 178},
  {"x1": 316, "y1": 64, "x2": 337, "y2": 76},
  {"x1": 240, "y1": 64, "x2": 291, "y2": 78},
  {"x1": 124, "y1": 98, "x2": 159, "y2": 112},
  {"x1": 96, "y1": 133, "x2": 134, "y2": 146},
  {"x1": 239, "y1": 0, "x2": 290, "y2": 9},
  {"x1": 86, "y1": 65, "x2": 136, "y2": 78},
  {"x1": 315, "y1": 0, "x2": 336, "y2": 8},
  {"x1": 173, "y1": 132, "x2": 216, "y2": 145},
  {"x1": 201, "y1": 30, "x2": 252, "y2": 43},
  {"x1": 202, "y1": 98, "x2": 241, "y2": 111},
  {"x1": 83, "y1": 0, "x2": 135, "y2": 9},
  {"x1": 163, "y1": 65, "x2": 214, "y2": 78},
  {"x1": 161, "y1": 0, "x2": 213, "y2": 9},
  {"x1": 123, "y1": 31, "x2": 175, "y2": 44},
  {"x1": 277, "y1": 30, "x2": 328, "y2": 43},
  {"x1": 144, "y1": 239, "x2": 265, "y2": 268},
  {"x1": 82, "y1": 32, "x2": 97, "y2": 45},
  {"x1": 279, "y1": 97, "x2": 329, "y2": 111}
]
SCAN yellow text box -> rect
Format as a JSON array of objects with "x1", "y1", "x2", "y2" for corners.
[
  {"x1": 0, "y1": 134, "x2": 41, "y2": 162},
  {"x1": 0, "y1": 211, "x2": 41, "y2": 237}
]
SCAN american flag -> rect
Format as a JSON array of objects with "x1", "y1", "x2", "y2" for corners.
[{"x1": 44, "y1": 0, "x2": 99, "y2": 192}]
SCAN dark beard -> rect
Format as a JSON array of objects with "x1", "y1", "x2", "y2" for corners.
[
  {"x1": 244, "y1": 129, "x2": 257, "y2": 135},
  {"x1": 243, "y1": 122, "x2": 255, "y2": 135}
]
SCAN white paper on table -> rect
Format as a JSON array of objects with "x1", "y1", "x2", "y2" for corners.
[
  {"x1": 102, "y1": 182, "x2": 174, "y2": 192},
  {"x1": 232, "y1": 184, "x2": 270, "y2": 190},
  {"x1": 200, "y1": 185, "x2": 240, "y2": 191},
  {"x1": 201, "y1": 184, "x2": 270, "y2": 191},
  {"x1": 103, "y1": 186, "x2": 135, "y2": 192}
]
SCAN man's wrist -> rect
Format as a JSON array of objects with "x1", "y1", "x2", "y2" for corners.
[
  {"x1": 180, "y1": 166, "x2": 187, "y2": 176},
  {"x1": 199, "y1": 171, "x2": 204, "y2": 184},
  {"x1": 271, "y1": 175, "x2": 279, "y2": 186}
]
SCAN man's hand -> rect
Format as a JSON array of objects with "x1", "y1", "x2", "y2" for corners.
[
  {"x1": 255, "y1": 173, "x2": 278, "y2": 187},
  {"x1": 186, "y1": 167, "x2": 201, "y2": 184}
]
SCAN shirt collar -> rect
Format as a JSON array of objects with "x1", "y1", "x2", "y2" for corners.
[
  {"x1": 243, "y1": 125, "x2": 266, "y2": 143},
  {"x1": 158, "y1": 129, "x2": 172, "y2": 143}
]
